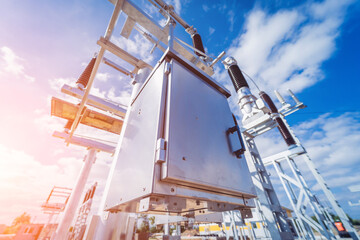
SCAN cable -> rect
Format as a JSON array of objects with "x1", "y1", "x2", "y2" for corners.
[
  {"x1": 294, "y1": 110, "x2": 360, "y2": 115},
  {"x1": 241, "y1": 70, "x2": 261, "y2": 92}
]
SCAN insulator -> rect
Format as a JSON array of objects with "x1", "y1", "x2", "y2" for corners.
[
  {"x1": 76, "y1": 56, "x2": 96, "y2": 90},
  {"x1": 275, "y1": 118, "x2": 296, "y2": 146},
  {"x1": 83, "y1": 192, "x2": 89, "y2": 203},
  {"x1": 259, "y1": 91, "x2": 278, "y2": 113},
  {"x1": 259, "y1": 91, "x2": 296, "y2": 146},
  {"x1": 227, "y1": 64, "x2": 249, "y2": 92},
  {"x1": 191, "y1": 33, "x2": 205, "y2": 57},
  {"x1": 64, "y1": 120, "x2": 73, "y2": 133}
]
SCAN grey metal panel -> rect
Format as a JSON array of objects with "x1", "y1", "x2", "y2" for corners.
[
  {"x1": 162, "y1": 60, "x2": 255, "y2": 197},
  {"x1": 105, "y1": 62, "x2": 166, "y2": 210}
]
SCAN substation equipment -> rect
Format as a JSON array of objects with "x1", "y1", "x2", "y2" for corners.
[
  {"x1": 40, "y1": 186, "x2": 72, "y2": 240},
  {"x1": 49, "y1": 0, "x2": 360, "y2": 239}
]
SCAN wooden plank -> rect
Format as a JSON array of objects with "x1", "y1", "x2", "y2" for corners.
[{"x1": 51, "y1": 97, "x2": 123, "y2": 135}]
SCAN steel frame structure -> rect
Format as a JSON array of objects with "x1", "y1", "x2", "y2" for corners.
[
  {"x1": 41, "y1": 186, "x2": 72, "y2": 240},
  {"x1": 260, "y1": 98, "x2": 360, "y2": 239},
  {"x1": 260, "y1": 90, "x2": 360, "y2": 240},
  {"x1": 263, "y1": 145, "x2": 336, "y2": 239},
  {"x1": 70, "y1": 182, "x2": 98, "y2": 240},
  {"x1": 242, "y1": 136, "x2": 294, "y2": 240},
  {"x1": 221, "y1": 87, "x2": 358, "y2": 240}
]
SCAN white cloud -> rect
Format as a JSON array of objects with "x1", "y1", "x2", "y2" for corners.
[
  {"x1": 202, "y1": 4, "x2": 210, "y2": 12},
  {"x1": 34, "y1": 114, "x2": 67, "y2": 134},
  {"x1": 0, "y1": 144, "x2": 82, "y2": 224},
  {"x1": 0, "y1": 141, "x2": 115, "y2": 225},
  {"x1": 228, "y1": 10, "x2": 235, "y2": 32},
  {"x1": 209, "y1": 27, "x2": 215, "y2": 36},
  {"x1": 0, "y1": 46, "x2": 35, "y2": 82},
  {"x1": 48, "y1": 77, "x2": 76, "y2": 91},
  {"x1": 106, "y1": 87, "x2": 131, "y2": 106},
  {"x1": 296, "y1": 113, "x2": 360, "y2": 169},
  {"x1": 224, "y1": 0, "x2": 353, "y2": 95},
  {"x1": 112, "y1": 34, "x2": 155, "y2": 64},
  {"x1": 96, "y1": 72, "x2": 110, "y2": 82},
  {"x1": 166, "y1": 0, "x2": 181, "y2": 14},
  {"x1": 256, "y1": 113, "x2": 360, "y2": 214}
]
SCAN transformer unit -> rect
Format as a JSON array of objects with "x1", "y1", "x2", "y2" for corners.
[{"x1": 104, "y1": 50, "x2": 256, "y2": 217}]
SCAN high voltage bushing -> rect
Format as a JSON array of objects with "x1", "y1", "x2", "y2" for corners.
[
  {"x1": 225, "y1": 61, "x2": 249, "y2": 91},
  {"x1": 259, "y1": 91, "x2": 296, "y2": 146},
  {"x1": 76, "y1": 56, "x2": 97, "y2": 90},
  {"x1": 191, "y1": 33, "x2": 206, "y2": 57}
]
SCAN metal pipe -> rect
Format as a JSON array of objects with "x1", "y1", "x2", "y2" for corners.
[
  {"x1": 102, "y1": 57, "x2": 132, "y2": 77},
  {"x1": 53, "y1": 148, "x2": 97, "y2": 240},
  {"x1": 210, "y1": 51, "x2": 226, "y2": 68},
  {"x1": 167, "y1": 19, "x2": 176, "y2": 50}
]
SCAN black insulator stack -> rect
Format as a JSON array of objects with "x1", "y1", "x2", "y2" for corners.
[
  {"x1": 191, "y1": 33, "x2": 206, "y2": 57},
  {"x1": 259, "y1": 91, "x2": 278, "y2": 113},
  {"x1": 227, "y1": 64, "x2": 249, "y2": 92},
  {"x1": 259, "y1": 91, "x2": 296, "y2": 146},
  {"x1": 275, "y1": 118, "x2": 296, "y2": 146},
  {"x1": 76, "y1": 56, "x2": 96, "y2": 89}
]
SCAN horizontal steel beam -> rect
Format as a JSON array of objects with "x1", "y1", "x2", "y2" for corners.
[
  {"x1": 262, "y1": 146, "x2": 305, "y2": 166},
  {"x1": 53, "y1": 131, "x2": 116, "y2": 154},
  {"x1": 61, "y1": 84, "x2": 127, "y2": 118},
  {"x1": 97, "y1": 37, "x2": 152, "y2": 71}
]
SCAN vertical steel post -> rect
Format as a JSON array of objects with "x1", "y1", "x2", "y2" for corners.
[
  {"x1": 53, "y1": 148, "x2": 97, "y2": 240},
  {"x1": 167, "y1": 19, "x2": 176, "y2": 50}
]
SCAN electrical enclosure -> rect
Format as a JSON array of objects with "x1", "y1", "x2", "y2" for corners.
[{"x1": 105, "y1": 50, "x2": 256, "y2": 215}]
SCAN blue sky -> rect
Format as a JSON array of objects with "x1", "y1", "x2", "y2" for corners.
[{"x1": 0, "y1": 0, "x2": 359, "y2": 225}]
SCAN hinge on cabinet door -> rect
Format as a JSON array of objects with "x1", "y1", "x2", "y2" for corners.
[
  {"x1": 164, "y1": 61, "x2": 171, "y2": 75},
  {"x1": 155, "y1": 138, "x2": 166, "y2": 163}
]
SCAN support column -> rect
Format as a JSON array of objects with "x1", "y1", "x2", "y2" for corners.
[{"x1": 53, "y1": 148, "x2": 97, "y2": 240}]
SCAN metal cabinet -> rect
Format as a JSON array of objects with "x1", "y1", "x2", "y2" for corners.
[{"x1": 105, "y1": 51, "x2": 256, "y2": 215}]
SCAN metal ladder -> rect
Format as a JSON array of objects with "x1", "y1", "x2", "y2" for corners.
[{"x1": 243, "y1": 136, "x2": 295, "y2": 240}]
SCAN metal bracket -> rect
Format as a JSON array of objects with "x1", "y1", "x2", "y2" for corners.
[
  {"x1": 120, "y1": 16, "x2": 136, "y2": 39},
  {"x1": 164, "y1": 61, "x2": 171, "y2": 75},
  {"x1": 155, "y1": 138, "x2": 166, "y2": 163},
  {"x1": 240, "y1": 208, "x2": 253, "y2": 219},
  {"x1": 139, "y1": 197, "x2": 151, "y2": 212}
]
